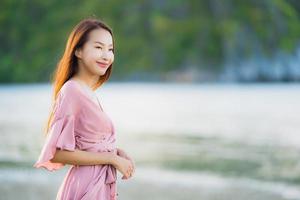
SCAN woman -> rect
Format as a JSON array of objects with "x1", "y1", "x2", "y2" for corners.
[{"x1": 33, "y1": 18, "x2": 135, "y2": 200}]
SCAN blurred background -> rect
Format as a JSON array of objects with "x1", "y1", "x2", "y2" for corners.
[{"x1": 0, "y1": 0, "x2": 300, "y2": 199}]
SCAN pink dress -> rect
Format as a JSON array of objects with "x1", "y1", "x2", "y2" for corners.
[{"x1": 33, "y1": 79, "x2": 118, "y2": 200}]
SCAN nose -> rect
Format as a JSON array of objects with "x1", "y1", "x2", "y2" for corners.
[{"x1": 101, "y1": 50, "x2": 109, "y2": 61}]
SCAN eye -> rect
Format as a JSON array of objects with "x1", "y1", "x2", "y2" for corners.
[
  {"x1": 109, "y1": 48, "x2": 114, "y2": 51},
  {"x1": 95, "y1": 46, "x2": 102, "y2": 49}
]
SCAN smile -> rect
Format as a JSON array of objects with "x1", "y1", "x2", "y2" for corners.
[{"x1": 96, "y1": 61, "x2": 109, "y2": 68}]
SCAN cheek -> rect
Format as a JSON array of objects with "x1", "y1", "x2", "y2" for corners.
[
  {"x1": 89, "y1": 49, "x2": 100, "y2": 59},
  {"x1": 109, "y1": 53, "x2": 114, "y2": 62},
  {"x1": 82, "y1": 50, "x2": 96, "y2": 62}
]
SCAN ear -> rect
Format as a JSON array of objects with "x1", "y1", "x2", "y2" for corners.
[{"x1": 75, "y1": 48, "x2": 82, "y2": 59}]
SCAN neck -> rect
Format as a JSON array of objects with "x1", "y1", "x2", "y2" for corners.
[{"x1": 73, "y1": 64, "x2": 99, "y2": 90}]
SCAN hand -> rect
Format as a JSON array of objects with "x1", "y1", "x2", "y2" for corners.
[
  {"x1": 113, "y1": 155, "x2": 134, "y2": 179},
  {"x1": 117, "y1": 148, "x2": 135, "y2": 178}
]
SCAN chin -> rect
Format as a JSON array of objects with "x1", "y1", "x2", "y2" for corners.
[
  {"x1": 93, "y1": 67, "x2": 107, "y2": 76},
  {"x1": 98, "y1": 70, "x2": 107, "y2": 76}
]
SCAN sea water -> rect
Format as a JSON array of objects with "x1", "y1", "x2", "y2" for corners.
[{"x1": 0, "y1": 82, "x2": 299, "y2": 200}]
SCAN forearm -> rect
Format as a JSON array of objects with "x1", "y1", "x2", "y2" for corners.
[{"x1": 50, "y1": 149, "x2": 116, "y2": 166}]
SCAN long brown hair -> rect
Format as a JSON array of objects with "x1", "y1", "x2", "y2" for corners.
[{"x1": 45, "y1": 18, "x2": 115, "y2": 135}]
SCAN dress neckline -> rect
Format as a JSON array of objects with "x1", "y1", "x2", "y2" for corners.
[{"x1": 68, "y1": 79, "x2": 105, "y2": 112}]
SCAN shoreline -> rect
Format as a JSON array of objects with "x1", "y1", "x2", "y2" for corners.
[{"x1": 0, "y1": 166, "x2": 299, "y2": 200}]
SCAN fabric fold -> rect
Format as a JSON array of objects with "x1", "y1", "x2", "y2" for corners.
[
  {"x1": 105, "y1": 165, "x2": 117, "y2": 200},
  {"x1": 33, "y1": 115, "x2": 76, "y2": 171},
  {"x1": 81, "y1": 164, "x2": 117, "y2": 200}
]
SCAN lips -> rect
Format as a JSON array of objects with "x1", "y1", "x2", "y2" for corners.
[{"x1": 96, "y1": 61, "x2": 109, "y2": 68}]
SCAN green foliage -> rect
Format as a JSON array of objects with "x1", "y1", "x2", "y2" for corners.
[{"x1": 0, "y1": 0, "x2": 299, "y2": 82}]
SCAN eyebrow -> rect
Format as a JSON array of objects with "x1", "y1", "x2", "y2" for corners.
[{"x1": 94, "y1": 41, "x2": 113, "y2": 47}]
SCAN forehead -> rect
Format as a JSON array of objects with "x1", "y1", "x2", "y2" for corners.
[{"x1": 87, "y1": 28, "x2": 113, "y2": 45}]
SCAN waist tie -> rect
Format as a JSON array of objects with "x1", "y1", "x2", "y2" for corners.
[
  {"x1": 103, "y1": 148, "x2": 118, "y2": 200},
  {"x1": 104, "y1": 164, "x2": 117, "y2": 200},
  {"x1": 80, "y1": 148, "x2": 118, "y2": 200},
  {"x1": 79, "y1": 163, "x2": 118, "y2": 200}
]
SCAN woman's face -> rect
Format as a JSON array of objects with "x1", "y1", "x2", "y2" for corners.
[{"x1": 75, "y1": 28, "x2": 114, "y2": 76}]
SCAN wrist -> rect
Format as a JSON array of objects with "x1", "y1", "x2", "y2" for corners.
[{"x1": 109, "y1": 152, "x2": 118, "y2": 166}]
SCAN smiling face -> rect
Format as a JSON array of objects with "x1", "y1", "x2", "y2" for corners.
[{"x1": 75, "y1": 28, "x2": 114, "y2": 77}]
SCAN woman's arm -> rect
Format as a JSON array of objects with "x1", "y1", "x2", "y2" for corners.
[
  {"x1": 51, "y1": 149, "x2": 134, "y2": 179},
  {"x1": 50, "y1": 149, "x2": 116, "y2": 166}
]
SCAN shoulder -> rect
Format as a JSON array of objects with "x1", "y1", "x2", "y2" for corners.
[
  {"x1": 56, "y1": 80, "x2": 84, "y2": 108},
  {"x1": 52, "y1": 80, "x2": 82, "y2": 117},
  {"x1": 60, "y1": 80, "x2": 81, "y2": 97}
]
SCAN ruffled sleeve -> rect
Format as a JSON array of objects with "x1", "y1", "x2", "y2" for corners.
[{"x1": 33, "y1": 82, "x2": 81, "y2": 171}]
